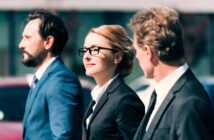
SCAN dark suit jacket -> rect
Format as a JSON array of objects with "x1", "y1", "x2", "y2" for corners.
[
  {"x1": 134, "y1": 69, "x2": 214, "y2": 140},
  {"x1": 82, "y1": 76, "x2": 145, "y2": 140},
  {"x1": 23, "y1": 58, "x2": 83, "y2": 140}
]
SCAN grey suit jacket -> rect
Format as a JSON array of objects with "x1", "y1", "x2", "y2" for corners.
[
  {"x1": 134, "y1": 69, "x2": 214, "y2": 140},
  {"x1": 82, "y1": 76, "x2": 145, "y2": 140},
  {"x1": 23, "y1": 58, "x2": 83, "y2": 140}
]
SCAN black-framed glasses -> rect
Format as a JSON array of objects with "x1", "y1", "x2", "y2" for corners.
[{"x1": 78, "y1": 45, "x2": 121, "y2": 57}]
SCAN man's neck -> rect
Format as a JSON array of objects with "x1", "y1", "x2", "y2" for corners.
[
  {"x1": 154, "y1": 61, "x2": 183, "y2": 83},
  {"x1": 35, "y1": 54, "x2": 53, "y2": 71},
  {"x1": 34, "y1": 56, "x2": 57, "y2": 80}
]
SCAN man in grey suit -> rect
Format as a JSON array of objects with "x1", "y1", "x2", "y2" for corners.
[
  {"x1": 19, "y1": 9, "x2": 83, "y2": 140},
  {"x1": 129, "y1": 6, "x2": 214, "y2": 140}
]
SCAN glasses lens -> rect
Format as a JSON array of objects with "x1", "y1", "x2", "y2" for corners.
[{"x1": 90, "y1": 48, "x2": 99, "y2": 55}]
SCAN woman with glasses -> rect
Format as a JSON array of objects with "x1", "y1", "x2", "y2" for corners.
[{"x1": 80, "y1": 25, "x2": 145, "y2": 140}]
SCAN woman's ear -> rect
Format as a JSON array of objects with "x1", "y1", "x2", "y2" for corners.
[
  {"x1": 113, "y1": 52, "x2": 123, "y2": 64},
  {"x1": 44, "y1": 36, "x2": 54, "y2": 50}
]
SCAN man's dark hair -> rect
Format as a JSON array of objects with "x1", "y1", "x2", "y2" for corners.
[{"x1": 27, "y1": 9, "x2": 68, "y2": 56}]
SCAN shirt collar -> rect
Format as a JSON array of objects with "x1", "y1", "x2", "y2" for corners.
[
  {"x1": 91, "y1": 74, "x2": 119, "y2": 102},
  {"x1": 34, "y1": 56, "x2": 58, "y2": 80},
  {"x1": 155, "y1": 63, "x2": 189, "y2": 99}
]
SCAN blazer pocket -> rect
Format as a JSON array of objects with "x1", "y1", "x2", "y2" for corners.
[{"x1": 153, "y1": 128, "x2": 170, "y2": 140}]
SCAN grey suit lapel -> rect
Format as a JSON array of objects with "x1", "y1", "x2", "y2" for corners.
[
  {"x1": 83, "y1": 101, "x2": 96, "y2": 124},
  {"x1": 145, "y1": 69, "x2": 194, "y2": 139},
  {"x1": 88, "y1": 76, "x2": 122, "y2": 128},
  {"x1": 144, "y1": 93, "x2": 175, "y2": 139},
  {"x1": 82, "y1": 100, "x2": 96, "y2": 140},
  {"x1": 88, "y1": 89, "x2": 108, "y2": 127},
  {"x1": 23, "y1": 58, "x2": 61, "y2": 126}
]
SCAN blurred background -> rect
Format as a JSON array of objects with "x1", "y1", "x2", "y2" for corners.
[{"x1": 1, "y1": 0, "x2": 214, "y2": 82}]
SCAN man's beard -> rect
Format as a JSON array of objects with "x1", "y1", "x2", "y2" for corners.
[{"x1": 22, "y1": 50, "x2": 47, "y2": 67}]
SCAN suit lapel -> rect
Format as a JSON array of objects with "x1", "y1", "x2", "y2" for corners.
[
  {"x1": 88, "y1": 90, "x2": 108, "y2": 127},
  {"x1": 82, "y1": 100, "x2": 96, "y2": 140},
  {"x1": 23, "y1": 58, "x2": 62, "y2": 126},
  {"x1": 23, "y1": 73, "x2": 49, "y2": 125},
  {"x1": 87, "y1": 76, "x2": 123, "y2": 129},
  {"x1": 144, "y1": 93, "x2": 175, "y2": 139},
  {"x1": 144, "y1": 69, "x2": 194, "y2": 139},
  {"x1": 83, "y1": 101, "x2": 96, "y2": 124},
  {"x1": 83, "y1": 92, "x2": 108, "y2": 140}
]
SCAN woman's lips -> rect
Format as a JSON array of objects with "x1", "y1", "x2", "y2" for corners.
[{"x1": 85, "y1": 63, "x2": 95, "y2": 68}]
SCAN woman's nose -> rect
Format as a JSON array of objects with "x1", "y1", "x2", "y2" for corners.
[{"x1": 83, "y1": 51, "x2": 92, "y2": 61}]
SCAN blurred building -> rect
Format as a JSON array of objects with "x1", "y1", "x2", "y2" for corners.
[{"x1": 1, "y1": 0, "x2": 214, "y2": 83}]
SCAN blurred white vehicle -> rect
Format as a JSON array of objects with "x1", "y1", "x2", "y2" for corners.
[{"x1": 129, "y1": 76, "x2": 156, "y2": 112}]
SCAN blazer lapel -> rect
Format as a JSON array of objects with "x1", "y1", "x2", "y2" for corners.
[
  {"x1": 82, "y1": 100, "x2": 96, "y2": 140},
  {"x1": 88, "y1": 91, "x2": 108, "y2": 127},
  {"x1": 23, "y1": 58, "x2": 62, "y2": 126},
  {"x1": 144, "y1": 69, "x2": 194, "y2": 139},
  {"x1": 83, "y1": 93, "x2": 108, "y2": 140},
  {"x1": 88, "y1": 76, "x2": 123, "y2": 129},
  {"x1": 23, "y1": 72, "x2": 49, "y2": 126},
  {"x1": 83, "y1": 101, "x2": 96, "y2": 124},
  {"x1": 144, "y1": 93, "x2": 175, "y2": 139}
]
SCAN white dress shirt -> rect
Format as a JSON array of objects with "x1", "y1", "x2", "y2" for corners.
[{"x1": 146, "y1": 63, "x2": 189, "y2": 131}]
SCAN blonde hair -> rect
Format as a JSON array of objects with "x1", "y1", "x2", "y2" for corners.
[{"x1": 90, "y1": 25, "x2": 134, "y2": 77}]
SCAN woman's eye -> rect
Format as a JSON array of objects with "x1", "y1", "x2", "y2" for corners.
[{"x1": 92, "y1": 48, "x2": 99, "y2": 51}]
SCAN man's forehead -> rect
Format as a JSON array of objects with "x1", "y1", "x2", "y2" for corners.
[
  {"x1": 23, "y1": 19, "x2": 40, "y2": 34},
  {"x1": 26, "y1": 19, "x2": 41, "y2": 29}
]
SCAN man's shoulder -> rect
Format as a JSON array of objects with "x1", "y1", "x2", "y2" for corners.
[
  {"x1": 48, "y1": 58, "x2": 77, "y2": 77},
  {"x1": 170, "y1": 81, "x2": 211, "y2": 114}
]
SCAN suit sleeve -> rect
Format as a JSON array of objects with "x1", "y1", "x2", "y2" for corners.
[
  {"x1": 175, "y1": 98, "x2": 214, "y2": 140},
  {"x1": 115, "y1": 94, "x2": 145, "y2": 140},
  {"x1": 46, "y1": 72, "x2": 82, "y2": 140}
]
